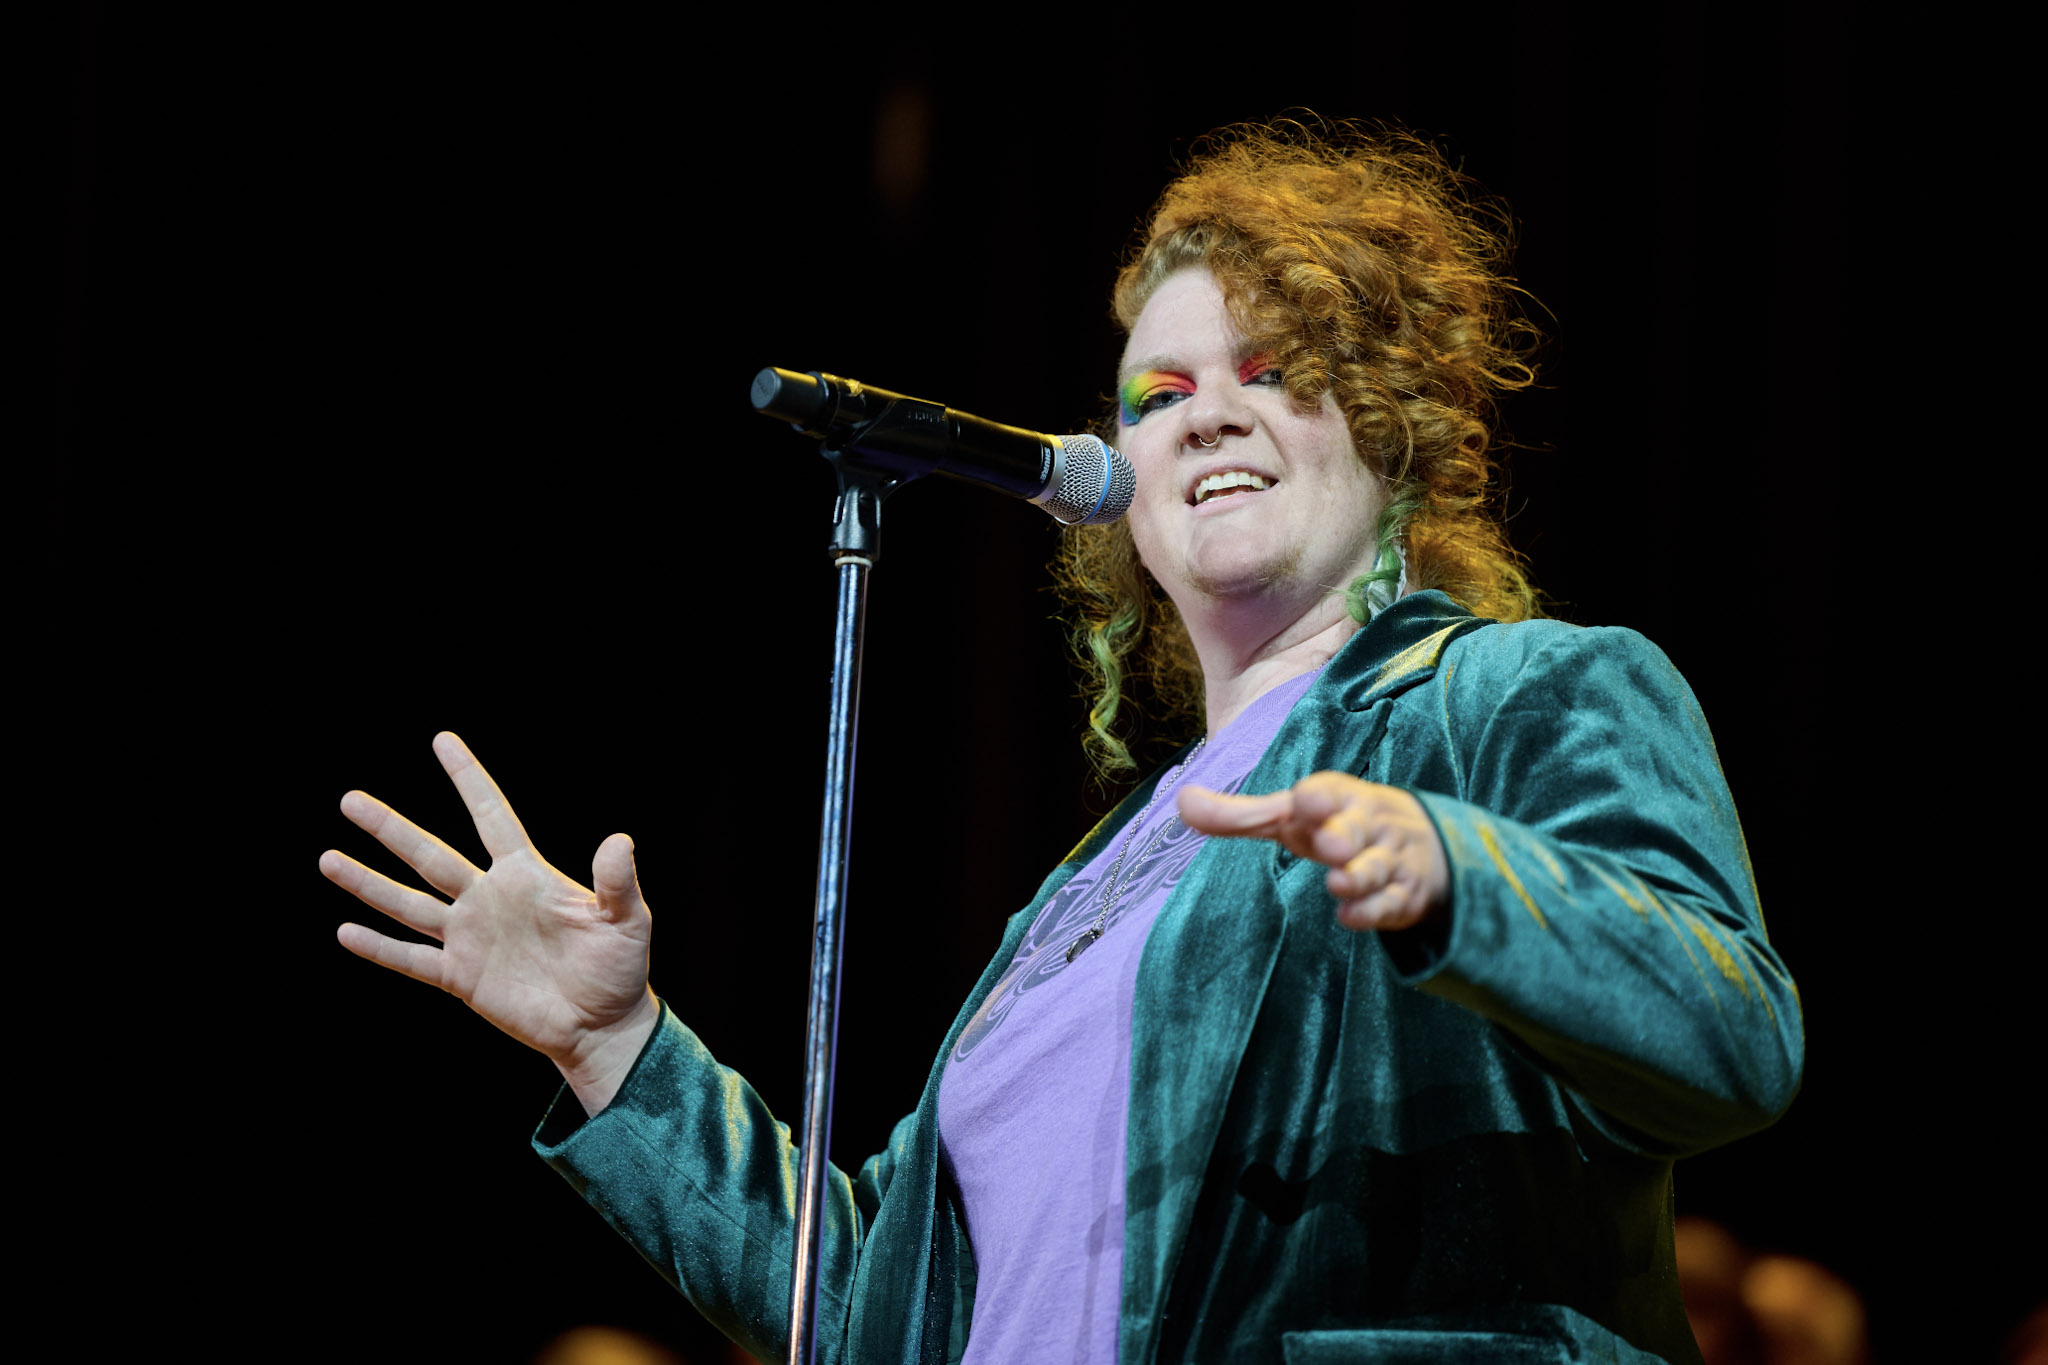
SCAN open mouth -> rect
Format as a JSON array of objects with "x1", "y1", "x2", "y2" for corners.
[{"x1": 1191, "y1": 471, "x2": 1274, "y2": 506}]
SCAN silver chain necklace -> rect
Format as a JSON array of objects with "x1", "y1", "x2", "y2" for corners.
[{"x1": 1066, "y1": 738, "x2": 1207, "y2": 964}]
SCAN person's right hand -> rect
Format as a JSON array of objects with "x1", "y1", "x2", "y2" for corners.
[{"x1": 321, "y1": 731, "x2": 659, "y2": 1115}]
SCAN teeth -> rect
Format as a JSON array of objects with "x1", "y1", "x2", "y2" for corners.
[{"x1": 1193, "y1": 471, "x2": 1272, "y2": 504}]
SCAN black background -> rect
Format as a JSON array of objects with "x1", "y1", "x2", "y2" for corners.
[{"x1": 64, "y1": 4, "x2": 2034, "y2": 1361}]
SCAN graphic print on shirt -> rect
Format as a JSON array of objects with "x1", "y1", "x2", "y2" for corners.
[{"x1": 952, "y1": 775, "x2": 1247, "y2": 1061}]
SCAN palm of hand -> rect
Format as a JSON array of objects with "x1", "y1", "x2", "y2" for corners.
[{"x1": 430, "y1": 847, "x2": 652, "y2": 1059}]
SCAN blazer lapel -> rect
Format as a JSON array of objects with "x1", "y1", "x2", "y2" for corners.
[
  {"x1": 1121, "y1": 831, "x2": 1289, "y2": 1365},
  {"x1": 1114, "y1": 593, "x2": 1488, "y2": 1365}
]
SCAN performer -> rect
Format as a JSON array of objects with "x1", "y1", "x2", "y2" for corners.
[{"x1": 324, "y1": 124, "x2": 1801, "y2": 1364}]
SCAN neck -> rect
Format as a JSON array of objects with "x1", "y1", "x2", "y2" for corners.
[{"x1": 1188, "y1": 588, "x2": 1361, "y2": 736}]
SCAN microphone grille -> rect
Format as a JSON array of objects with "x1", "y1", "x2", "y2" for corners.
[{"x1": 1045, "y1": 435, "x2": 1137, "y2": 526}]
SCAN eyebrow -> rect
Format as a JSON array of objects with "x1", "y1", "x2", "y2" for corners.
[
  {"x1": 1116, "y1": 341, "x2": 1267, "y2": 390},
  {"x1": 1115, "y1": 354, "x2": 1179, "y2": 390}
]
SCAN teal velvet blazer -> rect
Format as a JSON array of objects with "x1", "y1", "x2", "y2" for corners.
[{"x1": 536, "y1": 592, "x2": 1803, "y2": 1364}]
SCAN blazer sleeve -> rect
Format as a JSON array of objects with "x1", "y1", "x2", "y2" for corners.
[
  {"x1": 1389, "y1": 623, "x2": 1803, "y2": 1157},
  {"x1": 532, "y1": 1000, "x2": 917, "y2": 1364}
]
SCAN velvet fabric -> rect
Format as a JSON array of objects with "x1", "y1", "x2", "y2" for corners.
[{"x1": 535, "y1": 592, "x2": 1802, "y2": 1364}]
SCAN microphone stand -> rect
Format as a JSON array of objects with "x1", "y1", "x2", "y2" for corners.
[
  {"x1": 787, "y1": 446, "x2": 895, "y2": 1365},
  {"x1": 753, "y1": 361, "x2": 1129, "y2": 1362}
]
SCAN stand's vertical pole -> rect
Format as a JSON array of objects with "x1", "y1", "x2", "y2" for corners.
[{"x1": 789, "y1": 467, "x2": 885, "y2": 1365}]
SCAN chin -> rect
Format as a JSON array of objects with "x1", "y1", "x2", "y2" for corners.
[{"x1": 1184, "y1": 551, "x2": 1306, "y2": 602}]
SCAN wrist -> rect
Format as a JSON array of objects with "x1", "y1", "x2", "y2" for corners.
[{"x1": 557, "y1": 990, "x2": 660, "y2": 1118}]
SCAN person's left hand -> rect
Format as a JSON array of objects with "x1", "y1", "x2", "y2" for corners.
[{"x1": 1178, "y1": 772, "x2": 1449, "y2": 930}]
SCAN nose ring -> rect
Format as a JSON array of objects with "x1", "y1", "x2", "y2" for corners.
[{"x1": 1196, "y1": 434, "x2": 1219, "y2": 447}]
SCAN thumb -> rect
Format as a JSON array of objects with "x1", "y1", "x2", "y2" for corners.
[{"x1": 591, "y1": 833, "x2": 646, "y2": 921}]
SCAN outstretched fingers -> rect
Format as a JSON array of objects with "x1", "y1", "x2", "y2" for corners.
[
  {"x1": 319, "y1": 848, "x2": 452, "y2": 939},
  {"x1": 334, "y1": 920, "x2": 452, "y2": 991},
  {"x1": 433, "y1": 732, "x2": 534, "y2": 861},
  {"x1": 1178, "y1": 785, "x2": 1296, "y2": 841},
  {"x1": 1181, "y1": 775, "x2": 1383, "y2": 864},
  {"x1": 338, "y1": 789, "x2": 481, "y2": 900}
]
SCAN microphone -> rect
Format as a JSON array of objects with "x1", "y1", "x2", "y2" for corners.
[{"x1": 751, "y1": 367, "x2": 1135, "y2": 526}]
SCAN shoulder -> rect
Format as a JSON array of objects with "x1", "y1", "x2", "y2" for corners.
[
  {"x1": 1331, "y1": 592, "x2": 1692, "y2": 709},
  {"x1": 1427, "y1": 616, "x2": 1715, "y2": 773},
  {"x1": 1440, "y1": 614, "x2": 1678, "y2": 683},
  {"x1": 1298, "y1": 598, "x2": 1710, "y2": 770}
]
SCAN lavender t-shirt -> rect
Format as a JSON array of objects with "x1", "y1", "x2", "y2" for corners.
[{"x1": 936, "y1": 668, "x2": 1322, "y2": 1364}]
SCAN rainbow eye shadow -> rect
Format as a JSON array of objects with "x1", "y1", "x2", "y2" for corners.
[
  {"x1": 1118, "y1": 371, "x2": 1194, "y2": 426},
  {"x1": 1237, "y1": 353, "x2": 1278, "y2": 385}
]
